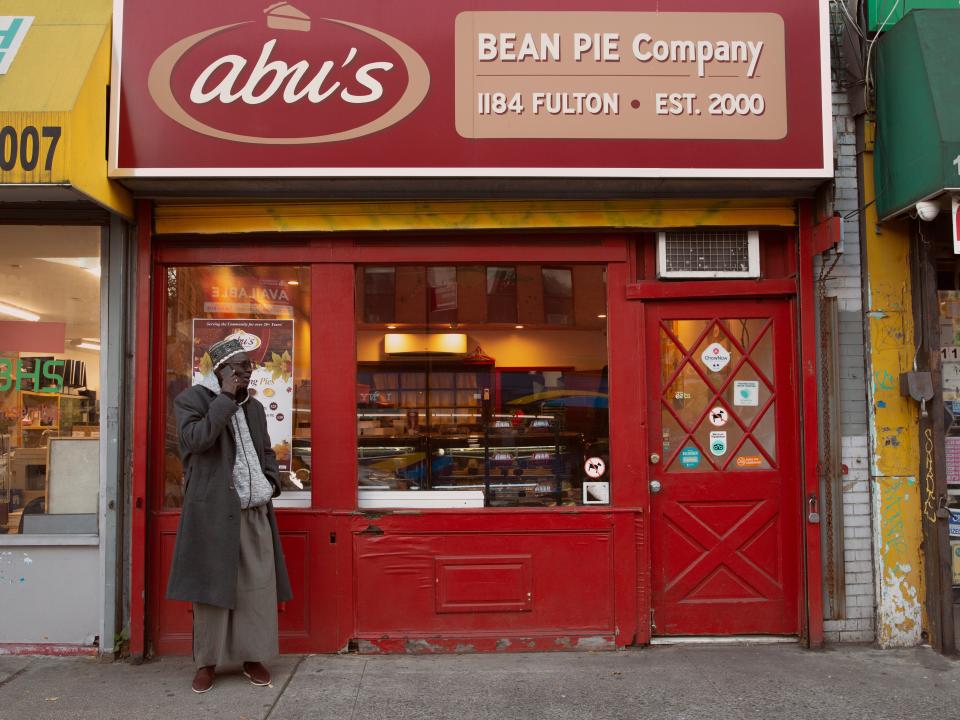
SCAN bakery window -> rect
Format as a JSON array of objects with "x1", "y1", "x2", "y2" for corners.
[
  {"x1": 355, "y1": 264, "x2": 610, "y2": 509},
  {"x1": 0, "y1": 226, "x2": 102, "y2": 535},
  {"x1": 161, "y1": 265, "x2": 312, "y2": 509}
]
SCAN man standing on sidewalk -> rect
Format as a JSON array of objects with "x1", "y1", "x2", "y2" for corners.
[{"x1": 167, "y1": 337, "x2": 292, "y2": 693}]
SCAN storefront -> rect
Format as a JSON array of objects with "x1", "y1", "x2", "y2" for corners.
[
  {"x1": 0, "y1": 1, "x2": 133, "y2": 653},
  {"x1": 112, "y1": 0, "x2": 835, "y2": 655}
]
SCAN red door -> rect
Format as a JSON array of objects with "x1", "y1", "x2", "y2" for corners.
[{"x1": 647, "y1": 299, "x2": 801, "y2": 636}]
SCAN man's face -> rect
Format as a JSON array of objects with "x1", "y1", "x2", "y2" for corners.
[{"x1": 217, "y1": 352, "x2": 253, "y2": 388}]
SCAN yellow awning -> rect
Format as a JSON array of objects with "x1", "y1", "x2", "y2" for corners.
[{"x1": 0, "y1": 0, "x2": 132, "y2": 217}]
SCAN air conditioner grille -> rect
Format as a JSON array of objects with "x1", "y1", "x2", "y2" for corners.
[{"x1": 663, "y1": 231, "x2": 751, "y2": 273}]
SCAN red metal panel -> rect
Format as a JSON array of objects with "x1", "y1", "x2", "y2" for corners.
[
  {"x1": 435, "y1": 556, "x2": 533, "y2": 613},
  {"x1": 811, "y1": 214, "x2": 842, "y2": 256},
  {"x1": 129, "y1": 200, "x2": 153, "y2": 658},
  {"x1": 798, "y1": 201, "x2": 825, "y2": 648}
]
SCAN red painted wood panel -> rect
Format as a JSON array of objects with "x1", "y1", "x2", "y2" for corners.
[
  {"x1": 156, "y1": 236, "x2": 628, "y2": 265},
  {"x1": 143, "y1": 234, "x2": 639, "y2": 654},
  {"x1": 277, "y1": 532, "x2": 310, "y2": 639},
  {"x1": 606, "y1": 261, "x2": 645, "y2": 645},
  {"x1": 129, "y1": 200, "x2": 153, "y2": 658},
  {"x1": 354, "y1": 529, "x2": 614, "y2": 635},
  {"x1": 798, "y1": 202, "x2": 824, "y2": 648},
  {"x1": 151, "y1": 512, "x2": 321, "y2": 655},
  {"x1": 435, "y1": 556, "x2": 533, "y2": 613}
]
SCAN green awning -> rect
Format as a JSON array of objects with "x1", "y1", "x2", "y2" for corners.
[{"x1": 874, "y1": 10, "x2": 960, "y2": 220}]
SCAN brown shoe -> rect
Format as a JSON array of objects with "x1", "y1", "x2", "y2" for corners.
[
  {"x1": 191, "y1": 665, "x2": 215, "y2": 693},
  {"x1": 242, "y1": 661, "x2": 271, "y2": 686}
]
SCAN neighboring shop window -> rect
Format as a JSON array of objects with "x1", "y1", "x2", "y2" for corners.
[
  {"x1": 162, "y1": 266, "x2": 311, "y2": 508},
  {"x1": 355, "y1": 264, "x2": 610, "y2": 508},
  {"x1": 938, "y1": 292, "x2": 960, "y2": 589},
  {"x1": 0, "y1": 226, "x2": 102, "y2": 535},
  {"x1": 658, "y1": 318, "x2": 776, "y2": 472}
]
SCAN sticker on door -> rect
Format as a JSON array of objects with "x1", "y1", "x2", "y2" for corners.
[
  {"x1": 708, "y1": 406, "x2": 728, "y2": 427},
  {"x1": 709, "y1": 431, "x2": 727, "y2": 457},
  {"x1": 701, "y1": 344, "x2": 731, "y2": 372},
  {"x1": 679, "y1": 447, "x2": 701, "y2": 468},
  {"x1": 733, "y1": 380, "x2": 760, "y2": 406}
]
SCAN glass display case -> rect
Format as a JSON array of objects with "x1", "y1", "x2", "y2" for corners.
[{"x1": 357, "y1": 381, "x2": 591, "y2": 507}]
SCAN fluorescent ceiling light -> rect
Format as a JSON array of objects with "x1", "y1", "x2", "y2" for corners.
[
  {"x1": 384, "y1": 333, "x2": 467, "y2": 355},
  {"x1": 0, "y1": 301, "x2": 40, "y2": 321},
  {"x1": 76, "y1": 342, "x2": 100, "y2": 351}
]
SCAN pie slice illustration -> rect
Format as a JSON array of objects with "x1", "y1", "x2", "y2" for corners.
[{"x1": 264, "y1": 2, "x2": 311, "y2": 32}]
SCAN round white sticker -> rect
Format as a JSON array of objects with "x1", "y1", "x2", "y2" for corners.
[
  {"x1": 701, "y1": 344, "x2": 731, "y2": 372},
  {"x1": 708, "y1": 406, "x2": 729, "y2": 427},
  {"x1": 584, "y1": 457, "x2": 606, "y2": 479}
]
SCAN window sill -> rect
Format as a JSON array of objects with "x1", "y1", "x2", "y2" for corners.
[{"x1": 0, "y1": 534, "x2": 99, "y2": 546}]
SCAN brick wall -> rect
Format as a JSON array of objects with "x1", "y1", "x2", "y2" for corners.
[{"x1": 819, "y1": 6, "x2": 875, "y2": 644}]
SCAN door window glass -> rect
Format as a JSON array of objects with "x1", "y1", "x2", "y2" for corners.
[
  {"x1": 659, "y1": 317, "x2": 778, "y2": 473},
  {"x1": 162, "y1": 266, "x2": 311, "y2": 508}
]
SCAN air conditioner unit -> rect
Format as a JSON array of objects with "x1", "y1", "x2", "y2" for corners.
[{"x1": 657, "y1": 230, "x2": 760, "y2": 279}]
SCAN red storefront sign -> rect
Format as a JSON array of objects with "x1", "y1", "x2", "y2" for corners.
[{"x1": 111, "y1": 0, "x2": 831, "y2": 178}]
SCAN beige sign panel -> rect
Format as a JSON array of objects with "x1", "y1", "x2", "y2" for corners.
[{"x1": 455, "y1": 11, "x2": 786, "y2": 140}]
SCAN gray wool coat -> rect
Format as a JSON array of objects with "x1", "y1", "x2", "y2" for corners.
[{"x1": 166, "y1": 384, "x2": 293, "y2": 609}]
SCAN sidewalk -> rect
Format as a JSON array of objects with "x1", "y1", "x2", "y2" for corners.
[{"x1": 1, "y1": 643, "x2": 958, "y2": 720}]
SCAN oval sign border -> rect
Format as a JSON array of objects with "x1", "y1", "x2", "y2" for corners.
[{"x1": 147, "y1": 19, "x2": 430, "y2": 145}]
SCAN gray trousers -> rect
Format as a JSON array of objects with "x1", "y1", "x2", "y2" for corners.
[{"x1": 193, "y1": 504, "x2": 279, "y2": 668}]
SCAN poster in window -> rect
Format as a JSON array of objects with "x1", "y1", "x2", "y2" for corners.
[{"x1": 192, "y1": 319, "x2": 295, "y2": 473}]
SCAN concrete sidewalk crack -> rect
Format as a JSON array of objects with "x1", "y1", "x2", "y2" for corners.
[
  {"x1": 349, "y1": 659, "x2": 368, "y2": 720},
  {"x1": 263, "y1": 654, "x2": 305, "y2": 720},
  {"x1": 0, "y1": 661, "x2": 32, "y2": 690}
]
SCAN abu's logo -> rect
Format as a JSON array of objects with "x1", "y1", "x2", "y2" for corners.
[
  {"x1": 225, "y1": 330, "x2": 262, "y2": 352},
  {"x1": 147, "y1": 3, "x2": 430, "y2": 144}
]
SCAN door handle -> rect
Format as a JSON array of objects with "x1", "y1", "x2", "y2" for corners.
[{"x1": 650, "y1": 480, "x2": 663, "y2": 494}]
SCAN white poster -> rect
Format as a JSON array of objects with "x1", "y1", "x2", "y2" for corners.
[{"x1": 192, "y1": 319, "x2": 295, "y2": 472}]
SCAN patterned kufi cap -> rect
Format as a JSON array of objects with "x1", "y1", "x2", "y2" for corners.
[{"x1": 208, "y1": 338, "x2": 245, "y2": 371}]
